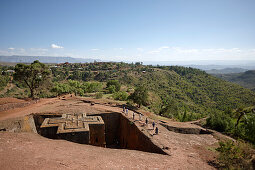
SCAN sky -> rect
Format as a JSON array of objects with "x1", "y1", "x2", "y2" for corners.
[{"x1": 0, "y1": 0, "x2": 255, "y2": 62}]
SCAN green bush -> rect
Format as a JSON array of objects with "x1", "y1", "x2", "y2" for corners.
[
  {"x1": 112, "y1": 91, "x2": 128, "y2": 101},
  {"x1": 51, "y1": 82, "x2": 72, "y2": 96},
  {"x1": 159, "y1": 100, "x2": 179, "y2": 119},
  {"x1": 128, "y1": 85, "x2": 149, "y2": 107},
  {"x1": 242, "y1": 115, "x2": 255, "y2": 144},
  {"x1": 83, "y1": 82, "x2": 103, "y2": 93},
  {"x1": 107, "y1": 85, "x2": 116, "y2": 94},
  {"x1": 51, "y1": 81, "x2": 103, "y2": 96},
  {"x1": 206, "y1": 110, "x2": 235, "y2": 133},
  {"x1": 106, "y1": 80, "x2": 121, "y2": 92},
  {"x1": 216, "y1": 140, "x2": 254, "y2": 169},
  {"x1": 0, "y1": 75, "x2": 9, "y2": 90},
  {"x1": 95, "y1": 92, "x2": 103, "y2": 99}
]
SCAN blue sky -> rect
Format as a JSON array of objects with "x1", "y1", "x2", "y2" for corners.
[{"x1": 0, "y1": 0, "x2": 255, "y2": 61}]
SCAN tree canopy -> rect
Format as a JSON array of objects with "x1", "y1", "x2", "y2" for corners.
[
  {"x1": 129, "y1": 85, "x2": 149, "y2": 107},
  {"x1": 106, "y1": 80, "x2": 121, "y2": 92},
  {"x1": 14, "y1": 60, "x2": 51, "y2": 98}
]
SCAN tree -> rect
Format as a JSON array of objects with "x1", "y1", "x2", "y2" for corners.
[
  {"x1": 0, "y1": 75, "x2": 9, "y2": 91},
  {"x1": 112, "y1": 91, "x2": 128, "y2": 101},
  {"x1": 68, "y1": 70, "x2": 82, "y2": 80},
  {"x1": 83, "y1": 82, "x2": 103, "y2": 93},
  {"x1": 51, "y1": 82, "x2": 71, "y2": 96},
  {"x1": 107, "y1": 85, "x2": 116, "y2": 93},
  {"x1": 128, "y1": 86, "x2": 149, "y2": 107},
  {"x1": 14, "y1": 60, "x2": 51, "y2": 98},
  {"x1": 159, "y1": 99, "x2": 179, "y2": 118},
  {"x1": 182, "y1": 109, "x2": 187, "y2": 122},
  {"x1": 106, "y1": 80, "x2": 121, "y2": 91}
]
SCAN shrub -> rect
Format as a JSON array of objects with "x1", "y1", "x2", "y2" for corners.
[
  {"x1": 51, "y1": 82, "x2": 72, "y2": 96},
  {"x1": 242, "y1": 115, "x2": 255, "y2": 144},
  {"x1": 0, "y1": 75, "x2": 9, "y2": 90},
  {"x1": 128, "y1": 85, "x2": 149, "y2": 107},
  {"x1": 83, "y1": 82, "x2": 103, "y2": 93},
  {"x1": 159, "y1": 100, "x2": 179, "y2": 119},
  {"x1": 106, "y1": 80, "x2": 121, "y2": 92},
  {"x1": 216, "y1": 140, "x2": 255, "y2": 169},
  {"x1": 95, "y1": 92, "x2": 103, "y2": 99},
  {"x1": 107, "y1": 85, "x2": 116, "y2": 94},
  {"x1": 112, "y1": 91, "x2": 128, "y2": 101},
  {"x1": 206, "y1": 110, "x2": 234, "y2": 133}
]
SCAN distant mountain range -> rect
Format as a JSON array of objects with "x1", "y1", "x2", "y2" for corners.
[
  {"x1": 143, "y1": 60, "x2": 255, "y2": 70},
  {"x1": 0, "y1": 55, "x2": 100, "y2": 64},
  {"x1": 206, "y1": 68, "x2": 248, "y2": 74},
  {"x1": 1, "y1": 56, "x2": 255, "y2": 72}
]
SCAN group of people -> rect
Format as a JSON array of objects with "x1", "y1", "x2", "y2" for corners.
[{"x1": 123, "y1": 106, "x2": 159, "y2": 135}]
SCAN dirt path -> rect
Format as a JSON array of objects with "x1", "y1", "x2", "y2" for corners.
[{"x1": 0, "y1": 97, "x2": 59, "y2": 121}]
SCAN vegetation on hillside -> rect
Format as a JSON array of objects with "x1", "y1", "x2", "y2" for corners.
[
  {"x1": 1, "y1": 62, "x2": 255, "y2": 118},
  {"x1": 128, "y1": 86, "x2": 149, "y2": 108},
  {"x1": 214, "y1": 70, "x2": 255, "y2": 90},
  {"x1": 215, "y1": 140, "x2": 255, "y2": 169},
  {"x1": 0, "y1": 75, "x2": 9, "y2": 91},
  {"x1": 1, "y1": 61, "x2": 255, "y2": 123},
  {"x1": 206, "y1": 106, "x2": 255, "y2": 145},
  {"x1": 0, "y1": 66, "x2": 11, "y2": 91}
]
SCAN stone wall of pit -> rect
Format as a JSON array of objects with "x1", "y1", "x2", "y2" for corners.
[
  {"x1": 95, "y1": 112, "x2": 167, "y2": 155},
  {"x1": 0, "y1": 115, "x2": 37, "y2": 133}
]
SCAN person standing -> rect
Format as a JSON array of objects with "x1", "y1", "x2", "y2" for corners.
[
  {"x1": 152, "y1": 122, "x2": 155, "y2": 129},
  {"x1": 155, "y1": 127, "x2": 158, "y2": 135}
]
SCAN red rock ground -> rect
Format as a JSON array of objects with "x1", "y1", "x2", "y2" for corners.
[{"x1": 0, "y1": 96, "x2": 219, "y2": 169}]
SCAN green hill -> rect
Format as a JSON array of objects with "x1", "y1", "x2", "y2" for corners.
[
  {"x1": 119, "y1": 66, "x2": 255, "y2": 117},
  {"x1": 49, "y1": 62, "x2": 255, "y2": 120},
  {"x1": 214, "y1": 70, "x2": 255, "y2": 91},
  {"x1": 206, "y1": 68, "x2": 248, "y2": 74},
  {"x1": 3, "y1": 62, "x2": 255, "y2": 121}
]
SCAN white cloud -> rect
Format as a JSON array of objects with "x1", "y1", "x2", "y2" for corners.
[
  {"x1": 147, "y1": 46, "x2": 170, "y2": 54},
  {"x1": 30, "y1": 48, "x2": 48, "y2": 52},
  {"x1": 148, "y1": 50, "x2": 160, "y2": 54},
  {"x1": 19, "y1": 48, "x2": 25, "y2": 52},
  {"x1": 113, "y1": 48, "x2": 123, "y2": 50},
  {"x1": 215, "y1": 48, "x2": 241, "y2": 53},
  {"x1": 0, "y1": 50, "x2": 10, "y2": 55},
  {"x1": 51, "y1": 44, "x2": 64, "y2": 49},
  {"x1": 200, "y1": 48, "x2": 242, "y2": 53},
  {"x1": 172, "y1": 47, "x2": 198, "y2": 53},
  {"x1": 91, "y1": 48, "x2": 100, "y2": 51},
  {"x1": 158, "y1": 46, "x2": 169, "y2": 50},
  {"x1": 137, "y1": 48, "x2": 144, "y2": 51},
  {"x1": 142, "y1": 46, "x2": 255, "y2": 61},
  {"x1": 8, "y1": 47, "x2": 15, "y2": 50}
]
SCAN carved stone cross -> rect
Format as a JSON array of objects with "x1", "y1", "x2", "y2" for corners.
[{"x1": 40, "y1": 113, "x2": 104, "y2": 134}]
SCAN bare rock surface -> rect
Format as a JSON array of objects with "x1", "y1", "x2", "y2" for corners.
[
  {"x1": 0, "y1": 96, "x2": 219, "y2": 169},
  {"x1": 0, "y1": 132, "x2": 215, "y2": 170}
]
